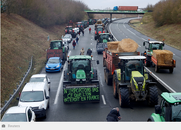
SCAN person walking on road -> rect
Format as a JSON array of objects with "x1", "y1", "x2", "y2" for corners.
[
  {"x1": 86, "y1": 48, "x2": 92, "y2": 56},
  {"x1": 72, "y1": 40, "x2": 76, "y2": 50},
  {"x1": 82, "y1": 30, "x2": 84, "y2": 36},
  {"x1": 76, "y1": 36, "x2": 79, "y2": 45},
  {"x1": 89, "y1": 27, "x2": 91, "y2": 34},
  {"x1": 80, "y1": 48, "x2": 85, "y2": 55},
  {"x1": 106, "y1": 107, "x2": 121, "y2": 122}
]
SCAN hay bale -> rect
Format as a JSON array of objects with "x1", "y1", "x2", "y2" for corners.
[
  {"x1": 107, "y1": 41, "x2": 119, "y2": 51},
  {"x1": 153, "y1": 50, "x2": 173, "y2": 65},
  {"x1": 118, "y1": 38, "x2": 138, "y2": 52}
]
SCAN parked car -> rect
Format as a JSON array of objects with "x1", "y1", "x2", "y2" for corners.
[
  {"x1": 73, "y1": 27, "x2": 79, "y2": 34},
  {"x1": 63, "y1": 41, "x2": 69, "y2": 52},
  {"x1": 45, "y1": 57, "x2": 63, "y2": 72},
  {"x1": 1, "y1": 106, "x2": 36, "y2": 122},
  {"x1": 62, "y1": 34, "x2": 72, "y2": 43},
  {"x1": 29, "y1": 74, "x2": 50, "y2": 91},
  {"x1": 17, "y1": 82, "x2": 50, "y2": 119}
]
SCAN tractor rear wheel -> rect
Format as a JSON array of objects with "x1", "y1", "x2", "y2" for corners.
[
  {"x1": 144, "y1": 60, "x2": 150, "y2": 67},
  {"x1": 155, "y1": 65, "x2": 159, "y2": 73},
  {"x1": 104, "y1": 69, "x2": 106, "y2": 82},
  {"x1": 148, "y1": 86, "x2": 158, "y2": 106},
  {"x1": 169, "y1": 68, "x2": 173, "y2": 73},
  {"x1": 103, "y1": 58, "x2": 106, "y2": 67},
  {"x1": 113, "y1": 74, "x2": 118, "y2": 99},
  {"x1": 93, "y1": 69, "x2": 98, "y2": 80},
  {"x1": 118, "y1": 87, "x2": 130, "y2": 107},
  {"x1": 105, "y1": 70, "x2": 112, "y2": 85}
]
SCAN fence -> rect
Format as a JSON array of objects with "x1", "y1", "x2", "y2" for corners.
[{"x1": 0, "y1": 56, "x2": 33, "y2": 115}]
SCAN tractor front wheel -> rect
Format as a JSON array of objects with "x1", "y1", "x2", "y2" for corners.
[
  {"x1": 148, "y1": 86, "x2": 158, "y2": 106},
  {"x1": 113, "y1": 74, "x2": 118, "y2": 98},
  {"x1": 119, "y1": 87, "x2": 130, "y2": 107}
]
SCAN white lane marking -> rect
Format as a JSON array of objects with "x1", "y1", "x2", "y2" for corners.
[
  {"x1": 109, "y1": 24, "x2": 118, "y2": 41},
  {"x1": 54, "y1": 51, "x2": 71, "y2": 105},
  {"x1": 142, "y1": 38, "x2": 146, "y2": 41},
  {"x1": 102, "y1": 95, "x2": 106, "y2": 105},
  {"x1": 127, "y1": 29, "x2": 136, "y2": 35}
]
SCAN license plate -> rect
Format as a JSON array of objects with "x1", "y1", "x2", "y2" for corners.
[{"x1": 50, "y1": 68, "x2": 55, "y2": 70}]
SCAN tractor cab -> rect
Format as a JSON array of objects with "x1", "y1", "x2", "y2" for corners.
[
  {"x1": 97, "y1": 33, "x2": 113, "y2": 43},
  {"x1": 148, "y1": 92, "x2": 181, "y2": 122},
  {"x1": 50, "y1": 40, "x2": 63, "y2": 49},
  {"x1": 143, "y1": 39, "x2": 165, "y2": 55}
]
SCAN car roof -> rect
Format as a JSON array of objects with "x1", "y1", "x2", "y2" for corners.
[
  {"x1": 5, "y1": 106, "x2": 29, "y2": 114},
  {"x1": 161, "y1": 92, "x2": 181, "y2": 103},
  {"x1": 147, "y1": 41, "x2": 164, "y2": 44},
  {"x1": 49, "y1": 57, "x2": 60, "y2": 59},
  {"x1": 22, "y1": 82, "x2": 46, "y2": 91},
  {"x1": 31, "y1": 74, "x2": 46, "y2": 78},
  {"x1": 119, "y1": 56, "x2": 146, "y2": 60},
  {"x1": 69, "y1": 55, "x2": 92, "y2": 60}
]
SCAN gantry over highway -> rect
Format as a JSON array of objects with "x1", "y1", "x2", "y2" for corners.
[{"x1": 85, "y1": 10, "x2": 147, "y2": 22}]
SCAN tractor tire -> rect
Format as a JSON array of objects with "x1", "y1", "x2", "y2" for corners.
[
  {"x1": 93, "y1": 69, "x2": 98, "y2": 80},
  {"x1": 103, "y1": 58, "x2": 106, "y2": 67},
  {"x1": 104, "y1": 69, "x2": 107, "y2": 82},
  {"x1": 144, "y1": 60, "x2": 150, "y2": 67},
  {"x1": 155, "y1": 65, "x2": 159, "y2": 73},
  {"x1": 118, "y1": 87, "x2": 130, "y2": 107},
  {"x1": 105, "y1": 70, "x2": 112, "y2": 85},
  {"x1": 169, "y1": 68, "x2": 173, "y2": 73},
  {"x1": 148, "y1": 86, "x2": 158, "y2": 106},
  {"x1": 64, "y1": 69, "x2": 68, "y2": 81},
  {"x1": 113, "y1": 74, "x2": 118, "y2": 99}
]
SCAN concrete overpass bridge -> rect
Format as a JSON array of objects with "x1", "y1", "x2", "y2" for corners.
[{"x1": 85, "y1": 10, "x2": 147, "y2": 22}]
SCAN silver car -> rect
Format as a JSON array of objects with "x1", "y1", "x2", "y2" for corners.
[{"x1": 62, "y1": 34, "x2": 72, "y2": 43}]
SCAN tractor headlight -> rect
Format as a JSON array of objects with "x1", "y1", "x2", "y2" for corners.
[
  {"x1": 76, "y1": 79, "x2": 80, "y2": 81},
  {"x1": 82, "y1": 79, "x2": 86, "y2": 81}
]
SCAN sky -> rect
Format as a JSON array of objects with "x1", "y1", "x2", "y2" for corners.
[{"x1": 75, "y1": 0, "x2": 161, "y2": 10}]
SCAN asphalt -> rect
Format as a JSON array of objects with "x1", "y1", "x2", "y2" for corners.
[{"x1": 37, "y1": 17, "x2": 181, "y2": 122}]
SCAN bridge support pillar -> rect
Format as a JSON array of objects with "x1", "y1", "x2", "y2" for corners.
[{"x1": 110, "y1": 13, "x2": 112, "y2": 23}]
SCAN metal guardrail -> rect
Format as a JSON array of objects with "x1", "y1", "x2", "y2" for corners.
[{"x1": 0, "y1": 56, "x2": 33, "y2": 114}]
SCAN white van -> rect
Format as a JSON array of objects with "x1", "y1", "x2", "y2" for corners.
[{"x1": 18, "y1": 82, "x2": 49, "y2": 118}]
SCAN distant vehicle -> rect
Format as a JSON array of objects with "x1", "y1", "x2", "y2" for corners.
[
  {"x1": 113, "y1": 6, "x2": 138, "y2": 11},
  {"x1": 62, "y1": 34, "x2": 72, "y2": 43},
  {"x1": 113, "y1": 6, "x2": 118, "y2": 11},
  {"x1": 63, "y1": 41, "x2": 69, "y2": 52},
  {"x1": 82, "y1": 20, "x2": 89, "y2": 28},
  {"x1": 65, "y1": 26, "x2": 76, "y2": 38},
  {"x1": 73, "y1": 27, "x2": 79, "y2": 34},
  {"x1": 46, "y1": 40, "x2": 68, "y2": 64},
  {"x1": 147, "y1": 92, "x2": 181, "y2": 122},
  {"x1": 46, "y1": 57, "x2": 63, "y2": 72},
  {"x1": 17, "y1": 82, "x2": 50, "y2": 119},
  {"x1": 1, "y1": 106, "x2": 36, "y2": 122},
  {"x1": 94, "y1": 26, "x2": 105, "y2": 40},
  {"x1": 76, "y1": 22, "x2": 84, "y2": 30},
  {"x1": 29, "y1": 74, "x2": 50, "y2": 91},
  {"x1": 96, "y1": 43, "x2": 107, "y2": 54}
]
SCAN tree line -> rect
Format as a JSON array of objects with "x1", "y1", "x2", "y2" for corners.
[
  {"x1": 146, "y1": 0, "x2": 181, "y2": 26},
  {"x1": 3, "y1": 0, "x2": 92, "y2": 27}
]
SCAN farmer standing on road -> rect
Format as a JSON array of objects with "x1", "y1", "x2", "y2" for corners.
[
  {"x1": 106, "y1": 107, "x2": 121, "y2": 122},
  {"x1": 72, "y1": 40, "x2": 76, "y2": 50},
  {"x1": 76, "y1": 36, "x2": 79, "y2": 45},
  {"x1": 80, "y1": 48, "x2": 85, "y2": 55}
]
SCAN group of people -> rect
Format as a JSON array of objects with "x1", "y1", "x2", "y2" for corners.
[{"x1": 80, "y1": 47, "x2": 92, "y2": 56}]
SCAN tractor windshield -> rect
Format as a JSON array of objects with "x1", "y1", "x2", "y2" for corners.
[
  {"x1": 50, "y1": 41, "x2": 62, "y2": 49},
  {"x1": 70, "y1": 59, "x2": 91, "y2": 79},
  {"x1": 125, "y1": 60, "x2": 144, "y2": 78},
  {"x1": 171, "y1": 104, "x2": 181, "y2": 121},
  {"x1": 150, "y1": 43, "x2": 163, "y2": 50}
]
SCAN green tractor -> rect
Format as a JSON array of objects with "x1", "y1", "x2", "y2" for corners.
[
  {"x1": 142, "y1": 39, "x2": 165, "y2": 67},
  {"x1": 63, "y1": 55, "x2": 100, "y2": 103},
  {"x1": 113, "y1": 56, "x2": 158, "y2": 107},
  {"x1": 47, "y1": 40, "x2": 68, "y2": 64},
  {"x1": 148, "y1": 92, "x2": 181, "y2": 122}
]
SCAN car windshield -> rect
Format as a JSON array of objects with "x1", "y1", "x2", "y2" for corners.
[
  {"x1": 20, "y1": 91, "x2": 44, "y2": 102},
  {"x1": 48, "y1": 59, "x2": 59, "y2": 64},
  {"x1": 2, "y1": 113, "x2": 27, "y2": 122},
  {"x1": 172, "y1": 104, "x2": 181, "y2": 121},
  {"x1": 97, "y1": 28, "x2": 103, "y2": 32},
  {"x1": 71, "y1": 59, "x2": 90, "y2": 73},
  {"x1": 29, "y1": 77, "x2": 45, "y2": 82},
  {"x1": 64, "y1": 35, "x2": 70, "y2": 38},
  {"x1": 50, "y1": 41, "x2": 62, "y2": 49}
]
